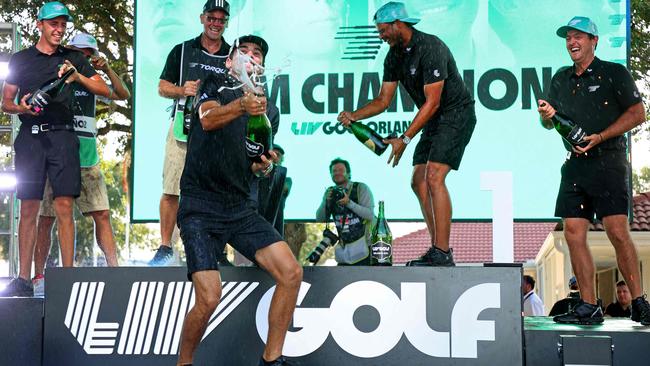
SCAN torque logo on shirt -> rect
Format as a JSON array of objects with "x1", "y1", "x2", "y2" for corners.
[
  {"x1": 188, "y1": 62, "x2": 226, "y2": 74},
  {"x1": 434, "y1": 69, "x2": 441, "y2": 77},
  {"x1": 587, "y1": 85, "x2": 600, "y2": 92}
]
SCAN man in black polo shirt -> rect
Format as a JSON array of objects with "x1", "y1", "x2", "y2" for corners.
[
  {"x1": 149, "y1": 0, "x2": 232, "y2": 266},
  {"x1": 605, "y1": 281, "x2": 632, "y2": 318},
  {"x1": 338, "y1": 1, "x2": 476, "y2": 266},
  {"x1": 0, "y1": 1, "x2": 108, "y2": 296},
  {"x1": 537, "y1": 16, "x2": 650, "y2": 325},
  {"x1": 176, "y1": 36, "x2": 301, "y2": 366}
]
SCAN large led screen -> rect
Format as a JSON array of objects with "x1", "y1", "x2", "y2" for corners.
[{"x1": 133, "y1": 0, "x2": 630, "y2": 221}]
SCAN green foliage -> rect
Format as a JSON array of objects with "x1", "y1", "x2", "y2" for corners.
[{"x1": 633, "y1": 166, "x2": 650, "y2": 195}]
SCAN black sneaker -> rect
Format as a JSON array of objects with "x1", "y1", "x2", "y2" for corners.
[
  {"x1": 0, "y1": 277, "x2": 34, "y2": 297},
  {"x1": 553, "y1": 300, "x2": 603, "y2": 325},
  {"x1": 406, "y1": 246, "x2": 455, "y2": 267},
  {"x1": 631, "y1": 295, "x2": 650, "y2": 326},
  {"x1": 259, "y1": 356, "x2": 292, "y2": 365},
  {"x1": 148, "y1": 245, "x2": 174, "y2": 266}
]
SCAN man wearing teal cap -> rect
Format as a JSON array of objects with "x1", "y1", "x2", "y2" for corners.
[
  {"x1": 0, "y1": 1, "x2": 108, "y2": 296},
  {"x1": 31, "y1": 32, "x2": 132, "y2": 296},
  {"x1": 538, "y1": 16, "x2": 650, "y2": 325},
  {"x1": 338, "y1": 1, "x2": 476, "y2": 266}
]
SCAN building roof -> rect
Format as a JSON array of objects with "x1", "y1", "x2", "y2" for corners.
[
  {"x1": 393, "y1": 222, "x2": 557, "y2": 264},
  {"x1": 393, "y1": 192, "x2": 650, "y2": 264}
]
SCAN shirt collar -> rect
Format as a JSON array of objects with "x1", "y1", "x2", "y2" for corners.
[
  {"x1": 571, "y1": 56, "x2": 601, "y2": 78},
  {"x1": 192, "y1": 34, "x2": 229, "y2": 55},
  {"x1": 400, "y1": 28, "x2": 421, "y2": 54}
]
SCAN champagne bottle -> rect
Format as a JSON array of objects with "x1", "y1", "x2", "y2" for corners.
[
  {"x1": 370, "y1": 200, "x2": 392, "y2": 266},
  {"x1": 349, "y1": 121, "x2": 396, "y2": 156},
  {"x1": 182, "y1": 95, "x2": 194, "y2": 135},
  {"x1": 27, "y1": 68, "x2": 76, "y2": 114},
  {"x1": 541, "y1": 103, "x2": 588, "y2": 148},
  {"x1": 246, "y1": 94, "x2": 273, "y2": 163}
]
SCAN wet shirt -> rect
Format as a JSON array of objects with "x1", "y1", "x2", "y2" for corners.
[
  {"x1": 180, "y1": 73, "x2": 253, "y2": 205},
  {"x1": 159, "y1": 35, "x2": 230, "y2": 84},
  {"x1": 383, "y1": 29, "x2": 473, "y2": 120},
  {"x1": 6, "y1": 46, "x2": 96, "y2": 126},
  {"x1": 547, "y1": 57, "x2": 642, "y2": 151}
]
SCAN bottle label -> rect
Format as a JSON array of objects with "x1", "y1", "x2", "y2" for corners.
[
  {"x1": 371, "y1": 241, "x2": 392, "y2": 263},
  {"x1": 567, "y1": 125, "x2": 586, "y2": 145},
  {"x1": 245, "y1": 138, "x2": 264, "y2": 158},
  {"x1": 363, "y1": 139, "x2": 376, "y2": 152}
]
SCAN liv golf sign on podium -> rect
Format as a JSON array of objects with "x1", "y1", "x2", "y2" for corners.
[{"x1": 43, "y1": 266, "x2": 523, "y2": 365}]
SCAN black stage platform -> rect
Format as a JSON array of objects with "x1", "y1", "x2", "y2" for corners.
[{"x1": 0, "y1": 267, "x2": 648, "y2": 365}]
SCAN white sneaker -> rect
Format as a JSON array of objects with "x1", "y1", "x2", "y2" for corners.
[{"x1": 32, "y1": 274, "x2": 45, "y2": 297}]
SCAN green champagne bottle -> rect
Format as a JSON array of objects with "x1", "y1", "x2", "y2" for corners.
[
  {"x1": 246, "y1": 95, "x2": 273, "y2": 163},
  {"x1": 541, "y1": 102, "x2": 588, "y2": 148},
  {"x1": 370, "y1": 200, "x2": 392, "y2": 266},
  {"x1": 349, "y1": 121, "x2": 395, "y2": 156}
]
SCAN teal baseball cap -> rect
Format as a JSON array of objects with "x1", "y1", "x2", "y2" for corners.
[
  {"x1": 556, "y1": 16, "x2": 598, "y2": 38},
  {"x1": 374, "y1": 2, "x2": 420, "y2": 25},
  {"x1": 37, "y1": 1, "x2": 73, "y2": 21}
]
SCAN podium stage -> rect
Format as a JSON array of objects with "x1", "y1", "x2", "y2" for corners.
[{"x1": 1, "y1": 266, "x2": 647, "y2": 365}]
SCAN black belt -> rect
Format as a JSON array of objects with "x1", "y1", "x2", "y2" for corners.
[{"x1": 30, "y1": 123, "x2": 75, "y2": 134}]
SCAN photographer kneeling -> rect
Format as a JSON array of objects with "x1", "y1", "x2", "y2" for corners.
[{"x1": 314, "y1": 158, "x2": 375, "y2": 265}]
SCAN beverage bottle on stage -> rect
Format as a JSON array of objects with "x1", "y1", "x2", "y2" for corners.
[
  {"x1": 541, "y1": 102, "x2": 588, "y2": 148},
  {"x1": 245, "y1": 94, "x2": 273, "y2": 163},
  {"x1": 27, "y1": 68, "x2": 76, "y2": 114},
  {"x1": 349, "y1": 121, "x2": 396, "y2": 156},
  {"x1": 370, "y1": 200, "x2": 392, "y2": 266},
  {"x1": 182, "y1": 95, "x2": 195, "y2": 135}
]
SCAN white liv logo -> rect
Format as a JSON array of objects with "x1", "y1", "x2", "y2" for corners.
[{"x1": 255, "y1": 281, "x2": 500, "y2": 358}]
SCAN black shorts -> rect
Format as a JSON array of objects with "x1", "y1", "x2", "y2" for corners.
[
  {"x1": 178, "y1": 194, "x2": 283, "y2": 280},
  {"x1": 412, "y1": 103, "x2": 476, "y2": 170},
  {"x1": 14, "y1": 126, "x2": 81, "y2": 200},
  {"x1": 555, "y1": 151, "x2": 630, "y2": 220}
]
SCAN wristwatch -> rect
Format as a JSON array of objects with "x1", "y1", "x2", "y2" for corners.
[{"x1": 399, "y1": 134, "x2": 411, "y2": 145}]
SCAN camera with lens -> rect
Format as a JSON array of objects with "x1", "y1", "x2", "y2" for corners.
[
  {"x1": 306, "y1": 227, "x2": 339, "y2": 264},
  {"x1": 331, "y1": 186, "x2": 346, "y2": 202}
]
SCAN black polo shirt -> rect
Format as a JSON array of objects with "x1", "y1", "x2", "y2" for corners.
[
  {"x1": 6, "y1": 45, "x2": 96, "y2": 125},
  {"x1": 604, "y1": 301, "x2": 631, "y2": 318},
  {"x1": 547, "y1": 57, "x2": 642, "y2": 151},
  {"x1": 180, "y1": 73, "x2": 254, "y2": 205},
  {"x1": 159, "y1": 35, "x2": 230, "y2": 84},
  {"x1": 383, "y1": 28, "x2": 473, "y2": 118}
]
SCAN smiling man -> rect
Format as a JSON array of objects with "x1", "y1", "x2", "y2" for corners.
[
  {"x1": 338, "y1": 1, "x2": 476, "y2": 267},
  {"x1": 537, "y1": 16, "x2": 650, "y2": 325},
  {"x1": 1, "y1": 1, "x2": 108, "y2": 296},
  {"x1": 150, "y1": 0, "x2": 232, "y2": 266}
]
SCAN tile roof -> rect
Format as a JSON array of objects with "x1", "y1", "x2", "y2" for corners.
[
  {"x1": 393, "y1": 222, "x2": 557, "y2": 264},
  {"x1": 393, "y1": 192, "x2": 650, "y2": 264}
]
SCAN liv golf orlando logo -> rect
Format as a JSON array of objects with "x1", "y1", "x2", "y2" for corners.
[{"x1": 64, "y1": 281, "x2": 501, "y2": 359}]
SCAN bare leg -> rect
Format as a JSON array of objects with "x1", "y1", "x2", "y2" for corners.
[
  {"x1": 53, "y1": 196, "x2": 75, "y2": 267},
  {"x1": 160, "y1": 193, "x2": 179, "y2": 247},
  {"x1": 425, "y1": 162, "x2": 452, "y2": 251},
  {"x1": 18, "y1": 200, "x2": 40, "y2": 280},
  {"x1": 34, "y1": 215, "x2": 56, "y2": 276},
  {"x1": 411, "y1": 164, "x2": 435, "y2": 244},
  {"x1": 563, "y1": 218, "x2": 596, "y2": 304},
  {"x1": 89, "y1": 210, "x2": 118, "y2": 267},
  {"x1": 603, "y1": 214, "x2": 643, "y2": 298},
  {"x1": 177, "y1": 270, "x2": 222, "y2": 365},
  {"x1": 255, "y1": 241, "x2": 303, "y2": 361}
]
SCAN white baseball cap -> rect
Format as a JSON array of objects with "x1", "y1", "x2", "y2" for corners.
[{"x1": 69, "y1": 32, "x2": 99, "y2": 54}]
